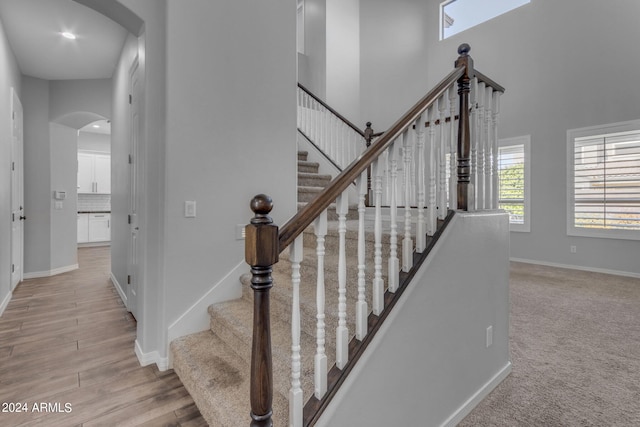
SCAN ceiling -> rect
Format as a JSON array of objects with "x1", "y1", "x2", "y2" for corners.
[{"x1": 0, "y1": 0, "x2": 128, "y2": 80}]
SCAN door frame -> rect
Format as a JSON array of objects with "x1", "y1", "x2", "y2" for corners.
[{"x1": 126, "y1": 56, "x2": 141, "y2": 318}]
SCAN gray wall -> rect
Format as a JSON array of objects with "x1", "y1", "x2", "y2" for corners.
[
  {"x1": 0, "y1": 16, "x2": 21, "y2": 309},
  {"x1": 22, "y1": 76, "x2": 52, "y2": 274},
  {"x1": 353, "y1": 0, "x2": 640, "y2": 276},
  {"x1": 318, "y1": 212, "x2": 511, "y2": 426},
  {"x1": 162, "y1": 0, "x2": 297, "y2": 355},
  {"x1": 49, "y1": 123, "x2": 78, "y2": 270},
  {"x1": 21, "y1": 75, "x2": 111, "y2": 275},
  {"x1": 78, "y1": 131, "x2": 111, "y2": 153}
]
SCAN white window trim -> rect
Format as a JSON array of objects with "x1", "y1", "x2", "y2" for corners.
[
  {"x1": 566, "y1": 119, "x2": 640, "y2": 241},
  {"x1": 499, "y1": 135, "x2": 531, "y2": 232}
]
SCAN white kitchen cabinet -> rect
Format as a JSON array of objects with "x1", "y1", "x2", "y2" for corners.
[
  {"x1": 77, "y1": 213, "x2": 111, "y2": 243},
  {"x1": 77, "y1": 152, "x2": 111, "y2": 194},
  {"x1": 88, "y1": 213, "x2": 111, "y2": 242},
  {"x1": 77, "y1": 214, "x2": 89, "y2": 243}
]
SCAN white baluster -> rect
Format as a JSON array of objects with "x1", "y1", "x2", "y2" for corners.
[
  {"x1": 427, "y1": 104, "x2": 437, "y2": 235},
  {"x1": 484, "y1": 85, "x2": 493, "y2": 210},
  {"x1": 313, "y1": 210, "x2": 327, "y2": 399},
  {"x1": 402, "y1": 130, "x2": 413, "y2": 272},
  {"x1": 356, "y1": 171, "x2": 368, "y2": 340},
  {"x1": 476, "y1": 82, "x2": 486, "y2": 209},
  {"x1": 492, "y1": 91, "x2": 501, "y2": 209},
  {"x1": 372, "y1": 158, "x2": 384, "y2": 316},
  {"x1": 415, "y1": 114, "x2": 426, "y2": 253},
  {"x1": 289, "y1": 235, "x2": 303, "y2": 427},
  {"x1": 470, "y1": 77, "x2": 478, "y2": 211},
  {"x1": 336, "y1": 192, "x2": 349, "y2": 369},
  {"x1": 449, "y1": 85, "x2": 458, "y2": 211},
  {"x1": 438, "y1": 93, "x2": 448, "y2": 220},
  {"x1": 388, "y1": 139, "x2": 400, "y2": 292}
]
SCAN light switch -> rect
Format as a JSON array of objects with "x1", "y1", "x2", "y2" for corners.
[{"x1": 185, "y1": 201, "x2": 196, "y2": 218}]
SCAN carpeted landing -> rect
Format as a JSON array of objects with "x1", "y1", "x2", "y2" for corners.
[{"x1": 460, "y1": 262, "x2": 640, "y2": 426}]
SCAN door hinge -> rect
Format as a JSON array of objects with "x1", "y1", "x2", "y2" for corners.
[
  {"x1": 128, "y1": 214, "x2": 131, "y2": 224},
  {"x1": 127, "y1": 275, "x2": 131, "y2": 285},
  {"x1": 12, "y1": 213, "x2": 15, "y2": 222},
  {"x1": 12, "y1": 111, "x2": 15, "y2": 120},
  {"x1": 12, "y1": 264, "x2": 15, "y2": 273},
  {"x1": 129, "y1": 94, "x2": 132, "y2": 104},
  {"x1": 11, "y1": 162, "x2": 15, "y2": 171},
  {"x1": 128, "y1": 154, "x2": 133, "y2": 164}
]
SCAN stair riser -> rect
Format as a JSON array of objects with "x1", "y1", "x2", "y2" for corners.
[
  {"x1": 298, "y1": 162, "x2": 319, "y2": 174},
  {"x1": 298, "y1": 175, "x2": 331, "y2": 188},
  {"x1": 298, "y1": 151, "x2": 308, "y2": 161},
  {"x1": 298, "y1": 188, "x2": 324, "y2": 203}
]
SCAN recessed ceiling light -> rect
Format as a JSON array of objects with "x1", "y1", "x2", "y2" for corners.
[
  {"x1": 92, "y1": 124, "x2": 100, "y2": 128},
  {"x1": 61, "y1": 32, "x2": 77, "y2": 40}
]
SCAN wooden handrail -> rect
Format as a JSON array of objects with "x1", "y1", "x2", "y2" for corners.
[
  {"x1": 280, "y1": 65, "x2": 466, "y2": 251},
  {"x1": 298, "y1": 83, "x2": 366, "y2": 137},
  {"x1": 475, "y1": 69, "x2": 505, "y2": 93}
]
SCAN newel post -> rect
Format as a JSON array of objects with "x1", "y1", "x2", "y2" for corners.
[
  {"x1": 364, "y1": 122, "x2": 375, "y2": 206},
  {"x1": 455, "y1": 43, "x2": 474, "y2": 211},
  {"x1": 245, "y1": 195, "x2": 279, "y2": 427}
]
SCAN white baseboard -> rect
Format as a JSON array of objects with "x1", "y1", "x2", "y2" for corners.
[
  {"x1": 167, "y1": 260, "x2": 246, "y2": 349},
  {"x1": 510, "y1": 257, "x2": 640, "y2": 279},
  {"x1": 23, "y1": 263, "x2": 79, "y2": 279},
  {"x1": 135, "y1": 339, "x2": 169, "y2": 371},
  {"x1": 0, "y1": 291, "x2": 12, "y2": 317},
  {"x1": 441, "y1": 361, "x2": 512, "y2": 427},
  {"x1": 110, "y1": 272, "x2": 128, "y2": 306}
]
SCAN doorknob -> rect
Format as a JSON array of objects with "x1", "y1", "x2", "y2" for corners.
[{"x1": 19, "y1": 215, "x2": 26, "y2": 221}]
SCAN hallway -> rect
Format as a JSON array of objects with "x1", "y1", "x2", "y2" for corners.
[{"x1": 0, "y1": 247, "x2": 205, "y2": 426}]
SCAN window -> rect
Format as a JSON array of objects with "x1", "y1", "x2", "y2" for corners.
[
  {"x1": 567, "y1": 120, "x2": 640, "y2": 240},
  {"x1": 498, "y1": 135, "x2": 530, "y2": 232},
  {"x1": 297, "y1": 0, "x2": 305, "y2": 54},
  {"x1": 440, "y1": 0, "x2": 531, "y2": 40}
]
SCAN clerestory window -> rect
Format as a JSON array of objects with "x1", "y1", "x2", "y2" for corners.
[{"x1": 440, "y1": 0, "x2": 531, "y2": 40}]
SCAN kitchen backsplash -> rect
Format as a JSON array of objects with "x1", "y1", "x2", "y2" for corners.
[{"x1": 78, "y1": 194, "x2": 111, "y2": 212}]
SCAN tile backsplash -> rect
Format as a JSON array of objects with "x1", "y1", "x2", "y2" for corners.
[{"x1": 78, "y1": 194, "x2": 111, "y2": 212}]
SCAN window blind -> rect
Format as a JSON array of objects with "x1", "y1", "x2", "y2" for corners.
[{"x1": 498, "y1": 144, "x2": 525, "y2": 224}]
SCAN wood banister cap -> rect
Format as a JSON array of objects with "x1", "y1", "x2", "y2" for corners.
[{"x1": 250, "y1": 194, "x2": 274, "y2": 225}]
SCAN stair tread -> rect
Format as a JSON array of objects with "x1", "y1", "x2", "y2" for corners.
[
  {"x1": 171, "y1": 330, "x2": 289, "y2": 426},
  {"x1": 209, "y1": 295, "x2": 337, "y2": 403}
]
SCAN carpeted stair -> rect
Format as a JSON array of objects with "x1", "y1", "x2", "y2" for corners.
[{"x1": 171, "y1": 151, "x2": 393, "y2": 426}]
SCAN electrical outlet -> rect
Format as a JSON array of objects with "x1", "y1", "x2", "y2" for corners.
[
  {"x1": 570, "y1": 245, "x2": 577, "y2": 254},
  {"x1": 184, "y1": 201, "x2": 196, "y2": 218},
  {"x1": 486, "y1": 325, "x2": 493, "y2": 348}
]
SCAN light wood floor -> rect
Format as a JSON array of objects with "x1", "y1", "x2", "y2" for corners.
[{"x1": 0, "y1": 247, "x2": 207, "y2": 426}]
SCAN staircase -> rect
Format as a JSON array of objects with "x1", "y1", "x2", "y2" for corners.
[
  {"x1": 171, "y1": 151, "x2": 387, "y2": 426},
  {"x1": 171, "y1": 45, "x2": 507, "y2": 426}
]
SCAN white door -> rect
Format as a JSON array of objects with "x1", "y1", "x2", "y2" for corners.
[
  {"x1": 127, "y1": 57, "x2": 141, "y2": 318},
  {"x1": 10, "y1": 88, "x2": 24, "y2": 290}
]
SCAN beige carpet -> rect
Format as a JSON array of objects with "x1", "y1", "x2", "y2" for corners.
[{"x1": 460, "y1": 262, "x2": 640, "y2": 426}]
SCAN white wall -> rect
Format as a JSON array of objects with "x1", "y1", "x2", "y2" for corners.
[
  {"x1": 0, "y1": 16, "x2": 21, "y2": 312},
  {"x1": 49, "y1": 123, "x2": 78, "y2": 271},
  {"x1": 423, "y1": 0, "x2": 640, "y2": 276},
  {"x1": 318, "y1": 212, "x2": 511, "y2": 426}
]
